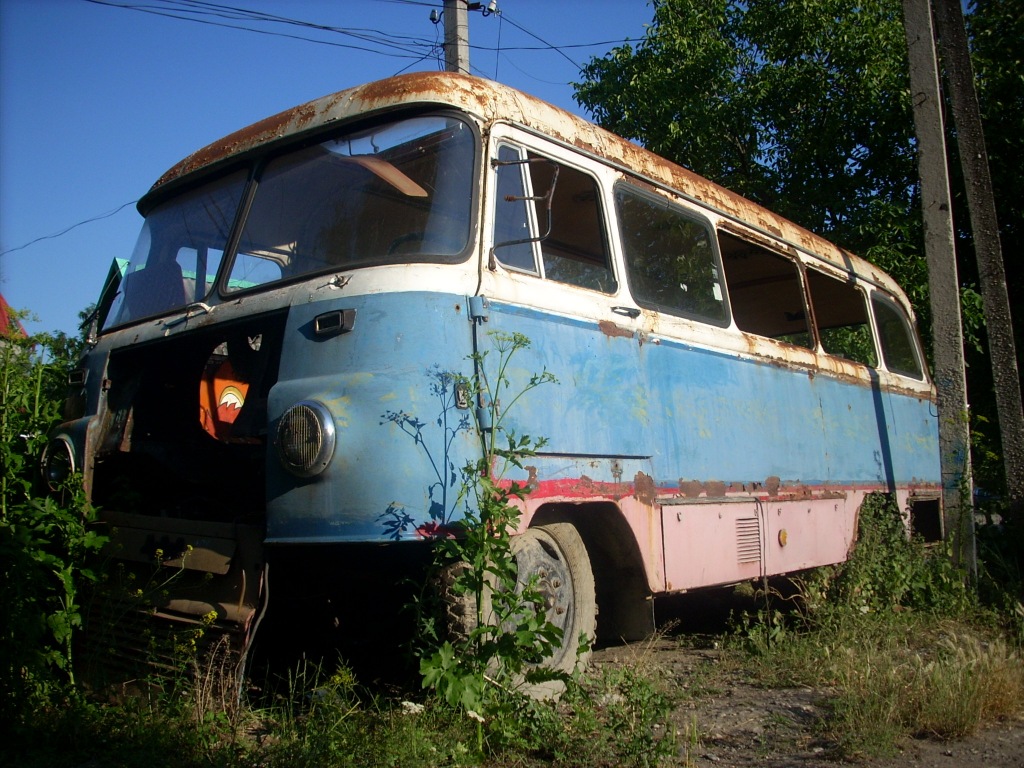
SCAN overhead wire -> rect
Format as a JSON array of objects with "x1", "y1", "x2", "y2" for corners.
[
  {"x1": 84, "y1": 0, "x2": 637, "y2": 63},
  {"x1": 0, "y1": 201, "x2": 139, "y2": 258},
  {"x1": 165, "y1": 0, "x2": 433, "y2": 51},
  {"x1": 494, "y1": 11, "x2": 582, "y2": 69},
  {"x1": 82, "y1": 0, "x2": 437, "y2": 60},
  {"x1": 7, "y1": 0, "x2": 640, "y2": 257}
]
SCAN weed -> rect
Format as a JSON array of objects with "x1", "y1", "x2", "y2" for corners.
[
  {"x1": 730, "y1": 492, "x2": 1024, "y2": 757},
  {"x1": 417, "y1": 332, "x2": 570, "y2": 730},
  {"x1": 0, "y1": 311, "x2": 107, "y2": 725}
]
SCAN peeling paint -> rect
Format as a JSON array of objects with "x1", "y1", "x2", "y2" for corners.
[
  {"x1": 705, "y1": 480, "x2": 727, "y2": 497},
  {"x1": 141, "y1": 71, "x2": 916, "y2": 314},
  {"x1": 598, "y1": 319, "x2": 633, "y2": 339},
  {"x1": 634, "y1": 472, "x2": 656, "y2": 505}
]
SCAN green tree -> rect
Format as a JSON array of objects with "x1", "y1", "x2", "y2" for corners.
[{"x1": 574, "y1": 0, "x2": 919, "y2": 286}]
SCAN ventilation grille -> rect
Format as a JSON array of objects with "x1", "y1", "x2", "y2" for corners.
[{"x1": 736, "y1": 517, "x2": 762, "y2": 564}]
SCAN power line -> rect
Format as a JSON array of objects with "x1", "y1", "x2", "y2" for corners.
[
  {"x1": 83, "y1": 0, "x2": 437, "y2": 60},
  {"x1": 168, "y1": 0, "x2": 434, "y2": 50},
  {"x1": 84, "y1": 1, "x2": 639, "y2": 63},
  {"x1": 497, "y1": 11, "x2": 582, "y2": 69},
  {"x1": 0, "y1": 201, "x2": 139, "y2": 258}
]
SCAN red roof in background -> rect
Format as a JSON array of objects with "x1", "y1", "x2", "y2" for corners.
[{"x1": 0, "y1": 293, "x2": 28, "y2": 339}]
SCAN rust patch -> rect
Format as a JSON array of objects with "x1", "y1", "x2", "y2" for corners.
[
  {"x1": 598, "y1": 320, "x2": 633, "y2": 339},
  {"x1": 679, "y1": 479, "x2": 703, "y2": 498},
  {"x1": 572, "y1": 475, "x2": 599, "y2": 496},
  {"x1": 525, "y1": 465, "x2": 538, "y2": 492},
  {"x1": 141, "y1": 69, "x2": 913, "y2": 316},
  {"x1": 634, "y1": 471, "x2": 656, "y2": 505},
  {"x1": 153, "y1": 101, "x2": 324, "y2": 190},
  {"x1": 705, "y1": 481, "x2": 727, "y2": 497}
]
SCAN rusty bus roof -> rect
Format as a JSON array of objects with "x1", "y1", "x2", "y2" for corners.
[{"x1": 148, "y1": 71, "x2": 904, "y2": 300}]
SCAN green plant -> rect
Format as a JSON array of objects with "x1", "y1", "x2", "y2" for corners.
[
  {"x1": 808, "y1": 493, "x2": 971, "y2": 617},
  {"x1": 417, "y1": 331, "x2": 573, "y2": 744},
  {"x1": 0, "y1": 310, "x2": 106, "y2": 725}
]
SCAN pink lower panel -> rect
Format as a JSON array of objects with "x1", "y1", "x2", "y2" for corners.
[
  {"x1": 661, "y1": 493, "x2": 862, "y2": 592},
  {"x1": 661, "y1": 499, "x2": 764, "y2": 591},
  {"x1": 761, "y1": 494, "x2": 861, "y2": 577}
]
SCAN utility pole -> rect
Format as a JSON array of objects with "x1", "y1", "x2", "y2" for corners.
[
  {"x1": 444, "y1": 0, "x2": 470, "y2": 74},
  {"x1": 932, "y1": 0, "x2": 1024, "y2": 518},
  {"x1": 902, "y1": 0, "x2": 975, "y2": 575}
]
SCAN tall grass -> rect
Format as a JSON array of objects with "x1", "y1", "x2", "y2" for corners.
[{"x1": 732, "y1": 493, "x2": 1024, "y2": 757}]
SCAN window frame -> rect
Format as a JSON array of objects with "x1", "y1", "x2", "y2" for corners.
[
  {"x1": 489, "y1": 138, "x2": 618, "y2": 295},
  {"x1": 614, "y1": 182, "x2": 730, "y2": 328},
  {"x1": 871, "y1": 291, "x2": 927, "y2": 380},
  {"x1": 717, "y1": 228, "x2": 814, "y2": 348},
  {"x1": 804, "y1": 266, "x2": 878, "y2": 367}
]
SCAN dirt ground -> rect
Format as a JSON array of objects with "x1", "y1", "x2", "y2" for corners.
[
  {"x1": 591, "y1": 637, "x2": 1024, "y2": 768},
  {"x1": 585, "y1": 588, "x2": 1024, "y2": 768}
]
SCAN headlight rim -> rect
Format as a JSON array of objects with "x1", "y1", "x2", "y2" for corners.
[
  {"x1": 41, "y1": 435, "x2": 76, "y2": 491},
  {"x1": 275, "y1": 400, "x2": 336, "y2": 478}
]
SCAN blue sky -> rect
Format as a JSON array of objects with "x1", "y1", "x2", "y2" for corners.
[{"x1": 0, "y1": 0, "x2": 654, "y2": 336}]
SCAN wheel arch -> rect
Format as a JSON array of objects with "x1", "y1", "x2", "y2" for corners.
[{"x1": 530, "y1": 501, "x2": 654, "y2": 643}]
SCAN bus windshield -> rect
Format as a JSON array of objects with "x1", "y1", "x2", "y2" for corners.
[{"x1": 103, "y1": 114, "x2": 475, "y2": 330}]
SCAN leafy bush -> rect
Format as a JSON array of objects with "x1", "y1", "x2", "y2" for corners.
[
  {"x1": 0, "y1": 311, "x2": 106, "y2": 725},
  {"x1": 828, "y1": 493, "x2": 973, "y2": 616}
]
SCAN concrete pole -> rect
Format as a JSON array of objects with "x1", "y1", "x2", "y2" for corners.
[
  {"x1": 933, "y1": 0, "x2": 1024, "y2": 518},
  {"x1": 902, "y1": 0, "x2": 975, "y2": 575},
  {"x1": 444, "y1": 0, "x2": 470, "y2": 74}
]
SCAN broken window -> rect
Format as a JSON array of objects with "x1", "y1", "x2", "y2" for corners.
[
  {"x1": 806, "y1": 268, "x2": 877, "y2": 366},
  {"x1": 718, "y1": 230, "x2": 811, "y2": 347}
]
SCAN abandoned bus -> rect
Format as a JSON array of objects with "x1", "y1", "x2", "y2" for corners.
[{"x1": 47, "y1": 72, "x2": 941, "y2": 675}]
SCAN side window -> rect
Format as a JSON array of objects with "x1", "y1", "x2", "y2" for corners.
[
  {"x1": 806, "y1": 269, "x2": 877, "y2": 366},
  {"x1": 718, "y1": 230, "x2": 812, "y2": 347},
  {"x1": 615, "y1": 186, "x2": 727, "y2": 325},
  {"x1": 872, "y1": 294, "x2": 924, "y2": 379},
  {"x1": 492, "y1": 144, "x2": 616, "y2": 293},
  {"x1": 492, "y1": 144, "x2": 537, "y2": 273}
]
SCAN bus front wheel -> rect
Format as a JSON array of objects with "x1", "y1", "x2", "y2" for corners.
[{"x1": 511, "y1": 523, "x2": 597, "y2": 677}]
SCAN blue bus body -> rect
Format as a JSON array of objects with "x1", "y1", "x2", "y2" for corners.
[{"x1": 49, "y1": 72, "x2": 940, "y2": 667}]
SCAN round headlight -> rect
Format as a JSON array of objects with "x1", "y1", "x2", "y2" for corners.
[
  {"x1": 41, "y1": 436, "x2": 76, "y2": 491},
  {"x1": 276, "y1": 400, "x2": 336, "y2": 477}
]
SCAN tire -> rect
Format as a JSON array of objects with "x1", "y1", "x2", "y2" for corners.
[
  {"x1": 437, "y1": 523, "x2": 597, "y2": 697},
  {"x1": 510, "y1": 523, "x2": 597, "y2": 678},
  {"x1": 437, "y1": 559, "x2": 493, "y2": 643}
]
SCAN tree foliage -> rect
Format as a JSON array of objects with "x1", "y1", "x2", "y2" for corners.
[{"x1": 575, "y1": 0, "x2": 916, "y2": 266}]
